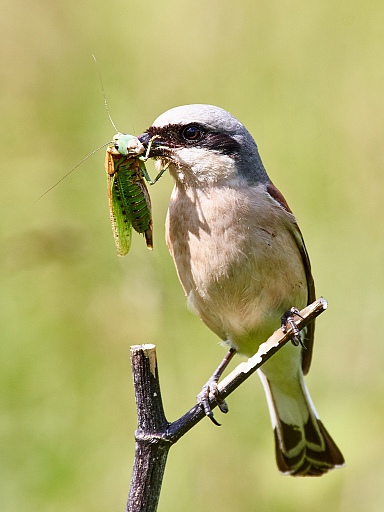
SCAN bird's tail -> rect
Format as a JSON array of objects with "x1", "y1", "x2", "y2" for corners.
[{"x1": 258, "y1": 369, "x2": 345, "y2": 476}]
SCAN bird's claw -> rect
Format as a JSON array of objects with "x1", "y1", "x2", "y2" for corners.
[
  {"x1": 197, "y1": 379, "x2": 229, "y2": 426},
  {"x1": 281, "y1": 307, "x2": 305, "y2": 348}
]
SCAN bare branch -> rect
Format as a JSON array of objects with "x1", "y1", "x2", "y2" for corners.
[
  {"x1": 126, "y1": 297, "x2": 328, "y2": 512},
  {"x1": 126, "y1": 345, "x2": 170, "y2": 512}
]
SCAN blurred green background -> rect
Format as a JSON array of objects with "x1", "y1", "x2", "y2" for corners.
[{"x1": 1, "y1": 0, "x2": 383, "y2": 510}]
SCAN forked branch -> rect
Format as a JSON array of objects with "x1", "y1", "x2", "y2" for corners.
[{"x1": 126, "y1": 297, "x2": 328, "y2": 512}]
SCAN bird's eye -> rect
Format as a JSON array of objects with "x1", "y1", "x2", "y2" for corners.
[{"x1": 182, "y1": 125, "x2": 202, "y2": 141}]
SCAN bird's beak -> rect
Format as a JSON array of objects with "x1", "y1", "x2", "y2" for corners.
[
  {"x1": 137, "y1": 131, "x2": 168, "y2": 158},
  {"x1": 137, "y1": 131, "x2": 151, "y2": 148}
]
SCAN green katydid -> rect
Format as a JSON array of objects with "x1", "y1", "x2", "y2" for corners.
[
  {"x1": 37, "y1": 56, "x2": 168, "y2": 256},
  {"x1": 105, "y1": 133, "x2": 167, "y2": 256},
  {"x1": 94, "y1": 52, "x2": 169, "y2": 255}
]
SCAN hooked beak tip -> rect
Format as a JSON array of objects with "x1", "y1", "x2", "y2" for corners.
[
  {"x1": 137, "y1": 132, "x2": 151, "y2": 148},
  {"x1": 137, "y1": 132, "x2": 167, "y2": 159}
]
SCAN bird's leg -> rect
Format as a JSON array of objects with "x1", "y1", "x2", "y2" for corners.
[
  {"x1": 281, "y1": 307, "x2": 305, "y2": 347},
  {"x1": 197, "y1": 347, "x2": 236, "y2": 426}
]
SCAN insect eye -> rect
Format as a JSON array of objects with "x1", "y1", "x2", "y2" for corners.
[{"x1": 182, "y1": 125, "x2": 203, "y2": 141}]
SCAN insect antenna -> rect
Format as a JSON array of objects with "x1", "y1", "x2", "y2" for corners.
[
  {"x1": 37, "y1": 56, "x2": 125, "y2": 202},
  {"x1": 92, "y1": 54, "x2": 119, "y2": 132},
  {"x1": 35, "y1": 141, "x2": 111, "y2": 202}
]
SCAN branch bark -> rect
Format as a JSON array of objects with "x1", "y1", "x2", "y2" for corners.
[{"x1": 126, "y1": 297, "x2": 328, "y2": 512}]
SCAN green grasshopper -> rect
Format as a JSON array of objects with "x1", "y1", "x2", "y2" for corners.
[
  {"x1": 105, "y1": 132, "x2": 168, "y2": 256},
  {"x1": 37, "y1": 131, "x2": 167, "y2": 256},
  {"x1": 38, "y1": 57, "x2": 168, "y2": 256}
]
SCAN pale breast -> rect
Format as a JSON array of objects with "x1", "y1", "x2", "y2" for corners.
[{"x1": 166, "y1": 182, "x2": 307, "y2": 355}]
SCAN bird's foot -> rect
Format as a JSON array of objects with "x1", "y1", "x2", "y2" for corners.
[
  {"x1": 197, "y1": 348, "x2": 236, "y2": 426},
  {"x1": 281, "y1": 307, "x2": 305, "y2": 348},
  {"x1": 197, "y1": 378, "x2": 229, "y2": 427}
]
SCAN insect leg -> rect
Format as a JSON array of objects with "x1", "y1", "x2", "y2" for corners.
[
  {"x1": 138, "y1": 160, "x2": 153, "y2": 183},
  {"x1": 143, "y1": 135, "x2": 161, "y2": 160},
  {"x1": 149, "y1": 163, "x2": 170, "y2": 185}
]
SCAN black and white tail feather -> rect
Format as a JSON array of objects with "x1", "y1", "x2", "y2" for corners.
[{"x1": 258, "y1": 369, "x2": 345, "y2": 476}]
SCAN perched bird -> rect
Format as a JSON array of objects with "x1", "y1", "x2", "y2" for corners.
[{"x1": 138, "y1": 104, "x2": 344, "y2": 476}]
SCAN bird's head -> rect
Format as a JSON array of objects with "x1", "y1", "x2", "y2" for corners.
[{"x1": 138, "y1": 104, "x2": 269, "y2": 187}]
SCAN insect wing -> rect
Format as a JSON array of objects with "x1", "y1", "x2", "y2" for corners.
[
  {"x1": 137, "y1": 161, "x2": 153, "y2": 249},
  {"x1": 105, "y1": 150, "x2": 132, "y2": 256},
  {"x1": 115, "y1": 158, "x2": 153, "y2": 250}
]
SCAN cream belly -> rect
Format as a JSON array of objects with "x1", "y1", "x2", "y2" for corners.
[{"x1": 166, "y1": 182, "x2": 307, "y2": 357}]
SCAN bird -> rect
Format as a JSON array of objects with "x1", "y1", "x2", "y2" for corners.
[{"x1": 137, "y1": 104, "x2": 345, "y2": 476}]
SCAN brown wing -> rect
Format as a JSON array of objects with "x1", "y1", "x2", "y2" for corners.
[
  {"x1": 105, "y1": 147, "x2": 116, "y2": 176},
  {"x1": 266, "y1": 183, "x2": 316, "y2": 375}
]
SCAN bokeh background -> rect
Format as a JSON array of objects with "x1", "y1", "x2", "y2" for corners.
[{"x1": 1, "y1": 1, "x2": 383, "y2": 510}]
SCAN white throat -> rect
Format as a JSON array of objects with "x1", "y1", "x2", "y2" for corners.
[{"x1": 157, "y1": 147, "x2": 237, "y2": 187}]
